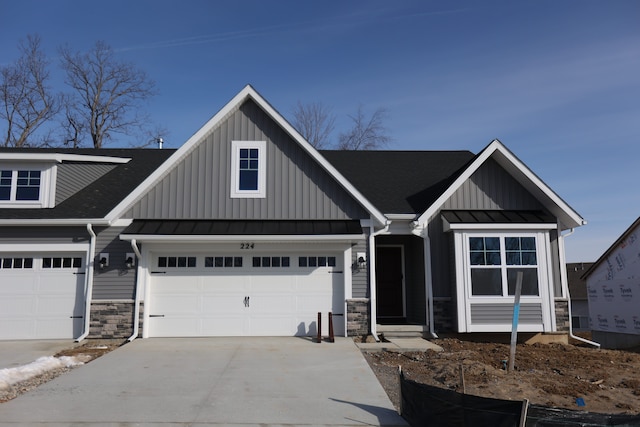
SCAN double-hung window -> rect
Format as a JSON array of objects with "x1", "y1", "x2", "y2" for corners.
[
  {"x1": 469, "y1": 235, "x2": 539, "y2": 296},
  {"x1": 230, "y1": 141, "x2": 266, "y2": 198},
  {"x1": 0, "y1": 167, "x2": 49, "y2": 206}
]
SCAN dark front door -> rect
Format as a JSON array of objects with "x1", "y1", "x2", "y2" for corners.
[{"x1": 376, "y1": 246, "x2": 404, "y2": 318}]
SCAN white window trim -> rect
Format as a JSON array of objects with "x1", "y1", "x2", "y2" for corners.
[
  {"x1": 230, "y1": 140, "x2": 266, "y2": 199},
  {"x1": 0, "y1": 162, "x2": 56, "y2": 208},
  {"x1": 453, "y1": 230, "x2": 554, "y2": 333}
]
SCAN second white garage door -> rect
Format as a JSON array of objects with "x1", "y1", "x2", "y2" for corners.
[
  {"x1": 147, "y1": 251, "x2": 344, "y2": 337},
  {"x1": 0, "y1": 253, "x2": 85, "y2": 340}
]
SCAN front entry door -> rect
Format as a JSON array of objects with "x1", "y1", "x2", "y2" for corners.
[{"x1": 376, "y1": 246, "x2": 404, "y2": 319}]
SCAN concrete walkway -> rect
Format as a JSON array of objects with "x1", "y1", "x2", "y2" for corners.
[{"x1": 0, "y1": 337, "x2": 407, "y2": 426}]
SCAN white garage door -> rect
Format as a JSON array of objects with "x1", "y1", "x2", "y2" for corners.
[
  {"x1": 0, "y1": 254, "x2": 85, "y2": 340},
  {"x1": 147, "y1": 251, "x2": 344, "y2": 337}
]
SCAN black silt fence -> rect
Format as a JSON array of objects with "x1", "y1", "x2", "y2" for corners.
[
  {"x1": 398, "y1": 371, "x2": 640, "y2": 427},
  {"x1": 400, "y1": 371, "x2": 525, "y2": 426}
]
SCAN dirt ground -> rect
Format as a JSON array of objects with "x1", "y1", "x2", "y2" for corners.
[{"x1": 362, "y1": 336, "x2": 640, "y2": 415}]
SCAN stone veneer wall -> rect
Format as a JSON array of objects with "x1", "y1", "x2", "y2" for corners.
[
  {"x1": 346, "y1": 298, "x2": 369, "y2": 336},
  {"x1": 89, "y1": 301, "x2": 144, "y2": 339},
  {"x1": 555, "y1": 300, "x2": 570, "y2": 332},
  {"x1": 433, "y1": 298, "x2": 454, "y2": 333}
]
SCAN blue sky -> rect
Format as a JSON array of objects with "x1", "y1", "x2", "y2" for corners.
[{"x1": 1, "y1": 0, "x2": 638, "y2": 262}]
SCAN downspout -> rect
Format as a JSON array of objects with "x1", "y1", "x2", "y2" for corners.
[
  {"x1": 559, "y1": 228, "x2": 600, "y2": 348},
  {"x1": 76, "y1": 223, "x2": 96, "y2": 342},
  {"x1": 412, "y1": 223, "x2": 438, "y2": 338},
  {"x1": 369, "y1": 221, "x2": 390, "y2": 341},
  {"x1": 127, "y1": 239, "x2": 143, "y2": 342}
]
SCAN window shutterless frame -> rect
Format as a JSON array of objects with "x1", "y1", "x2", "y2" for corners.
[{"x1": 230, "y1": 141, "x2": 266, "y2": 198}]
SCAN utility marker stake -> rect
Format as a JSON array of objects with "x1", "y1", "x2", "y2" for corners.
[{"x1": 509, "y1": 271, "x2": 524, "y2": 373}]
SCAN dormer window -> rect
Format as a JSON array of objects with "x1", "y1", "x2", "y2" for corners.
[
  {"x1": 0, "y1": 166, "x2": 53, "y2": 208},
  {"x1": 230, "y1": 141, "x2": 266, "y2": 198}
]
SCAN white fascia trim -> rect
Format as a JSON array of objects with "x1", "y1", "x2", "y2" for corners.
[
  {"x1": 415, "y1": 139, "x2": 586, "y2": 229},
  {"x1": 0, "y1": 218, "x2": 110, "y2": 226},
  {"x1": 0, "y1": 242, "x2": 89, "y2": 252},
  {"x1": 104, "y1": 85, "x2": 386, "y2": 225},
  {"x1": 110, "y1": 218, "x2": 133, "y2": 227},
  {"x1": 119, "y1": 234, "x2": 365, "y2": 243},
  {"x1": 0, "y1": 153, "x2": 131, "y2": 164},
  {"x1": 443, "y1": 222, "x2": 558, "y2": 231},
  {"x1": 385, "y1": 214, "x2": 416, "y2": 220}
]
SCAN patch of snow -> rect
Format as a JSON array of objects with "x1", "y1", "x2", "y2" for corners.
[{"x1": 0, "y1": 356, "x2": 85, "y2": 391}]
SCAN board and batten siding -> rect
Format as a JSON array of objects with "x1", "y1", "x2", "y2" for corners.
[
  {"x1": 428, "y1": 159, "x2": 548, "y2": 298},
  {"x1": 92, "y1": 226, "x2": 137, "y2": 300},
  {"x1": 351, "y1": 235, "x2": 369, "y2": 299},
  {"x1": 55, "y1": 162, "x2": 117, "y2": 205},
  {"x1": 124, "y1": 100, "x2": 368, "y2": 220}
]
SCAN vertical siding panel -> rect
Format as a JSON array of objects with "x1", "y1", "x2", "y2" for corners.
[{"x1": 124, "y1": 100, "x2": 368, "y2": 221}]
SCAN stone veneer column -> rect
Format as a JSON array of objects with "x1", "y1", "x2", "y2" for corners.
[{"x1": 346, "y1": 298, "x2": 370, "y2": 336}]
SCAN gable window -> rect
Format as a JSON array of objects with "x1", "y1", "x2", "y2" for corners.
[
  {"x1": 0, "y1": 166, "x2": 52, "y2": 207},
  {"x1": 230, "y1": 141, "x2": 266, "y2": 198}
]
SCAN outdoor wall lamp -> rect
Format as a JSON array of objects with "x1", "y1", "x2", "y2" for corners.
[
  {"x1": 357, "y1": 252, "x2": 367, "y2": 269},
  {"x1": 99, "y1": 253, "x2": 109, "y2": 269},
  {"x1": 125, "y1": 253, "x2": 135, "y2": 269}
]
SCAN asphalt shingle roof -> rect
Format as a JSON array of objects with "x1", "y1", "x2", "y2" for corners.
[
  {"x1": 320, "y1": 150, "x2": 475, "y2": 215},
  {"x1": 0, "y1": 148, "x2": 175, "y2": 219}
]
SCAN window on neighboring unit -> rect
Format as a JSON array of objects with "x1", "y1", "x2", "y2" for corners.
[
  {"x1": 468, "y1": 235, "x2": 539, "y2": 297},
  {"x1": 230, "y1": 141, "x2": 266, "y2": 198},
  {"x1": 0, "y1": 166, "x2": 52, "y2": 207},
  {"x1": 0, "y1": 169, "x2": 41, "y2": 201}
]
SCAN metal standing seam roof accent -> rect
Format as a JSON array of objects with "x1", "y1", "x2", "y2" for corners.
[
  {"x1": 121, "y1": 219, "x2": 364, "y2": 236},
  {"x1": 440, "y1": 210, "x2": 557, "y2": 224}
]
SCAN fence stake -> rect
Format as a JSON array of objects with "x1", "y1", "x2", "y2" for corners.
[
  {"x1": 316, "y1": 312, "x2": 322, "y2": 343},
  {"x1": 328, "y1": 312, "x2": 335, "y2": 342},
  {"x1": 519, "y1": 398, "x2": 529, "y2": 427},
  {"x1": 509, "y1": 271, "x2": 524, "y2": 372}
]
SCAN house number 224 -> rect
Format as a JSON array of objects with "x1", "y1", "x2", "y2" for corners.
[{"x1": 240, "y1": 243, "x2": 255, "y2": 249}]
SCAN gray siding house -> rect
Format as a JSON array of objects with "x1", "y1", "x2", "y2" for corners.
[{"x1": 0, "y1": 85, "x2": 585, "y2": 341}]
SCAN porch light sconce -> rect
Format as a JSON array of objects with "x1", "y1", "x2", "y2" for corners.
[
  {"x1": 125, "y1": 253, "x2": 135, "y2": 269},
  {"x1": 357, "y1": 252, "x2": 367, "y2": 268},
  {"x1": 98, "y1": 253, "x2": 109, "y2": 269}
]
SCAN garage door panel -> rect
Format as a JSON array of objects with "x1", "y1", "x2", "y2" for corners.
[
  {"x1": 148, "y1": 251, "x2": 345, "y2": 337},
  {"x1": 0, "y1": 253, "x2": 85, "y2": 340}
]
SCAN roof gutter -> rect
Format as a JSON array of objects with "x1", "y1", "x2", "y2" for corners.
[
  {"x1": 0, "y1": 218, "x2": 110, "y2": 226},
  {"x1": 559, "y1": 227, "x2": 600, "y2": 348},
  {"x1": 76, "y1": 223, "x2": 97, "y2": 342},
  {"x1": 127, "y1": 239, "x2": 143, "y2": 342}
]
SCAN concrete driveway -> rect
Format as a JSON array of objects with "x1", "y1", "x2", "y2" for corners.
[
  {"x1": 0, "y1": 337, "x2": 407, "y2": 426},
  {"x1": 0, "y1": 340, "x2": 80, "y2": 369}
]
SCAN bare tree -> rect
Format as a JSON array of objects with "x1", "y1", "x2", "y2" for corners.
[
  {"x1": 59, "y1": 41, "x2": 157, "y2": 148},
  {"x1": 291, "y1": 101, "x2": 335, "y2": 149},
  {"x1": 0, "y1": 34, "x2": 61, "y2": 147},
  {"x1": 337, "y1": 105, "x2": 391, "y2": 150}
]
